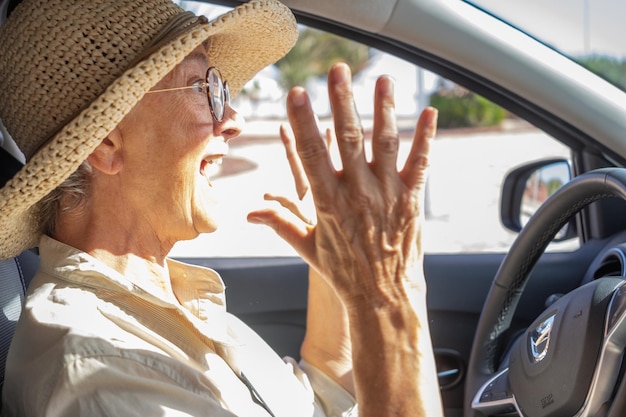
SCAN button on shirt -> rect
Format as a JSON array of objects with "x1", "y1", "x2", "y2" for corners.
[{"x1": 2, "y1": 236, "x2": 357, "y2": 417}]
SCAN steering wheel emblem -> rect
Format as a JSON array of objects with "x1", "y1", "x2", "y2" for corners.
[{"x1": 530, "y1": 315, "x2": 555, "y2": 363}]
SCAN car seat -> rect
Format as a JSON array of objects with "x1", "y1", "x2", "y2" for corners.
[
  {"x1": 1, "y1": 0, "x2": 39, "y2": 406},
  {"x1": 0, "y1": 145, "x2": 39, "y2": 405},
  {"x1": 0, "y1": 252, "x2": 38, "y2": 398}
]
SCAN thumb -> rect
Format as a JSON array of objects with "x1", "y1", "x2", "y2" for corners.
[{"x1": 247, "y1": 209, "x2": 315, "y2": 261}]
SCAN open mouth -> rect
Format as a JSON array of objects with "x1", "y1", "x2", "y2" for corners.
[
  {"x1": 200, "y1": 156, "x2": 224, "y2": 185},
  {"x1": 200, "y1": 140, "x2": 229, "y2": 186}
]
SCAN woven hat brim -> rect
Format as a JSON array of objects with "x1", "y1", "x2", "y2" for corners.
[{"x1": 0, "y1": 0, "x2": 297, "y2": 259}]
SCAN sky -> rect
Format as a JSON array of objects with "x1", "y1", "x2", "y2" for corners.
[{"x1": 470, "y1": 0, "x2": 626, "y2": 59}]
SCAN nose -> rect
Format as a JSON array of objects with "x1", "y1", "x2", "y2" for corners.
[{"x1": 213, "y1": 103, "x2": 244, "y2": 142}]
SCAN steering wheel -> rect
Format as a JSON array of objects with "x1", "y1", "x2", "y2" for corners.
[{"x1": 464, "y1": 168, "x2": 626, "y2": 417}]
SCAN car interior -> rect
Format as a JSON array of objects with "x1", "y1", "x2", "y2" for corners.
[
  {"x1": 2, "y1": 0, "x2": 626, "y2": 416},
  {"x1": 0, "y1": 146, "x2": 38, "y2": 402}
]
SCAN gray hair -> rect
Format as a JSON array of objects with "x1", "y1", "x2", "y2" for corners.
[{"x1": 38, "y1": 161, "x2": 93, "y2": 236}]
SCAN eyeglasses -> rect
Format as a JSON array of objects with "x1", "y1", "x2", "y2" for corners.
[{"x1": 146, "y1": 67, "x2": 230, "y2": 122}]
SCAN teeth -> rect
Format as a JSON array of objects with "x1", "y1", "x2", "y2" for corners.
[
  {"x1": 203, "y1": 158, "x2": 220, "y2": 176},
  {"x1": 200, "y1": 140, "x2": 228, "y2": 185},
  {"x1": 208, "y1": 156, "x2": 223, "y2": 165}
]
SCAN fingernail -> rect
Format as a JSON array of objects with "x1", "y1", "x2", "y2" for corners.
[
  {"x1": 247, "y1": 214, "x2": 263, "y2": 224},
  {"x1": 379, "y1": 75, "x2": 394, "y2": 96},
  {"x1": 290, "y1": 87, "x2": 307, "y2": 107},
  {"x1": 330, "y1": 63, "x2": 351, "y2": 84},
  {"x1": 424, "y1": 106, "x2": 438, "y2": 124}
]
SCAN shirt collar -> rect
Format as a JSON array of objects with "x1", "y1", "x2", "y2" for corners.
[{"x1": 38, "y1": 235, "x2": 234, "y2": 344}]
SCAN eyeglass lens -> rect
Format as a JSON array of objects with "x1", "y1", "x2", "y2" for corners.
[{"x1": 207, "y1": 67, "x2": 228, "y2": 122}]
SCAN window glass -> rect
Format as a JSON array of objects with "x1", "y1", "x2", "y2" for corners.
[
  {"x1": 171, "y1": 3, "x2": 575, "y2": 257},
  {"x1": 465, "y1": 0, "x2": 626, "y2": 93},
  {"x1": 466, "y1": 0, "x2": 625, "y2": 58}
]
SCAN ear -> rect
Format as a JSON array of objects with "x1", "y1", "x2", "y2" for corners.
[{"x1": 87, "y1": 127, "x2": 124, "y2": 175}]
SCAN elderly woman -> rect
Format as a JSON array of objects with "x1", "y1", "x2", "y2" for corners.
[{"x1": 0, "y1": 0, "x2": 442, "y2": 416}]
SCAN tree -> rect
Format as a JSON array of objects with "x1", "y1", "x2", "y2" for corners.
[
  {"x1": 575, "y1": 55, "x2": 626, "y2": 93},
  {"x1": 275, "y1": 28, "x2": 371, "y2": 90},
  {"x1": 429, "y1": 83, "x2": 508, "y2": 129}
]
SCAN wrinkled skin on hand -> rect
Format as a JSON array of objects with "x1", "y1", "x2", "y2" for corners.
[
  {"x1": 249, "y1": 62, "x2": 437, "y2": 309},
  {"x1": 248, "y1": 62, "x2": 442, "y2": 417}
]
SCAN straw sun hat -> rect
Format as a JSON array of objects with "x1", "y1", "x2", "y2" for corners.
[{"x1": 0, "y1": 0, "x2": 297, "y2": 259}]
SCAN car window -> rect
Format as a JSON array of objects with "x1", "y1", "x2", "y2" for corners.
[
  {"x1": 170, "y1": 2, "x2": 575, "y2": 258},
  {"x1": 465, "y1": 0, "x2": 626, "y2": 93}
]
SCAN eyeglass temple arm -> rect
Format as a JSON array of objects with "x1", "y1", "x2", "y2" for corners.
[{"x1": 145, "y1": 84, "x2": 205, "y2": 94}]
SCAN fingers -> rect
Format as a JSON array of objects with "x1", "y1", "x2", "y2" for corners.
[
  {"x1": 247, "y1": 208, "x2": 315, "y2": 262},
  {"x1": 286, "y1": 87, "x2": 337, "y2": 200},
  {"x1": 371, "y1": 75, "x2": 400, "y2": 181},
  {"x1": 280, "y1": 124, "x2": 309, "y2": 200},
  {"x1": 263, "y1": 193, "x2": 314, "y2": 225},
  {"x1": 324, "y1": 128, "x2": 333, "y2": 148},
  {"x1": 327, "y1": 63, "x2": 368, "y2": 181},
  {"x1": 401, "y1": 107, "x2": 438, "y2": 190}
]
